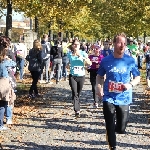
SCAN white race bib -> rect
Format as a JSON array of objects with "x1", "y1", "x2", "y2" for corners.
[{"x1": 74, "y1": 66, "x2": 84, "y2": 74}]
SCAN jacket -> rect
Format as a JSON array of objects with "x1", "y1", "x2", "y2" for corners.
[{"x1": 0, "y1": 78, "x2": 16, "y2": 105}]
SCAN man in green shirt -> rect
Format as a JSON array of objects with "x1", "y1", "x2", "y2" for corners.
[{"x1": 127, "y1": 37, "x2": 138, "y2": 64}]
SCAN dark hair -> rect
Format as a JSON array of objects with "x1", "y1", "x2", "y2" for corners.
[
  {"x1": 72, "y1": 39, "x2": 79, "y2": 45},
  {"x1": 54, "y1": 40, "x2": 62, "y2": 46},
  {"x1": 0, "y1": 36, "x2": 11, "y2": 48},
  {"x1": 43, "y1": 34, "x2": 48, "y2": 39},
  {"x1": 0, "y1": 36, "x2": 11, "y2": 62}
]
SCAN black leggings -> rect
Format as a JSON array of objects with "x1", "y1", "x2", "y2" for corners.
[
  {"x1": 89, "y1": 70, "x2": 98, "y2": 102},
  {"x1": 103, "y1": 101, "x2": 129, "y2": 148},
  {"x1": 69, "y1": 74, "x2": 85, "y2": 112},
  {"x1": 29, "y1": 71, "x2": 41, "y2": 95}
]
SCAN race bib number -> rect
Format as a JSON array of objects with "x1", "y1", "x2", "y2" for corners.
[
  {"x1": 74, "y1": 66, "x2": 83, "y2": 74},
  {"x1": 17, "y1": 50, "x2": 24, "y2": 58},
  {"x1": 108, "y1": 80, "x2": 124, "y2": 93}
]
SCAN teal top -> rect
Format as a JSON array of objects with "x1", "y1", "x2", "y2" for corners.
[{"x1": 67, "y1": 50, "x2": 88, "y2": 76}]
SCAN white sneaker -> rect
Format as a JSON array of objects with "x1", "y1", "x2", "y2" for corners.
[
  {"x1": 6, "y1": 119, "x2": 13, "y2": 125},
  {"x1": 93, "y1": 103, "x2": 99, "y2": 108},
  {"x1": 48, "y1": 81, "x2": 53, "y2": 84},
  {"x1": 39, "y1": 80, "x2": 46, "y2": 84}
]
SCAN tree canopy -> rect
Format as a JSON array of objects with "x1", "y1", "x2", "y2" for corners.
[{"x1": 1, "y1": 0, "x2": 150, "y2": 40}]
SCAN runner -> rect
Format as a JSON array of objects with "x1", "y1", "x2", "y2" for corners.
[
  {"x1": 96, "y1": 33, "x2": 140, "y2": 150},
  {"x1": 67, "y1": 39, "x2": 91, "y2": 117},
  {"x1": 101, "y1": 40, "x2": 113, "y2": 57},
  {"x1": 88, "y1": 45, "x2": 104, "y2": 108}
]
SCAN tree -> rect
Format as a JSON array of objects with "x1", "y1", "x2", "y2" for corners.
[{"x1": 5, "y1": 0, "x2": 12, "y2": 38}]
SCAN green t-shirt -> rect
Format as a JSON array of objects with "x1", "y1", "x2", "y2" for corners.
[{"x1": 127, "y1": 44, "x2": 138, "y2": 56}]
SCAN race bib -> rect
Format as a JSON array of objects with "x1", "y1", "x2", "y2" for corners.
[
  {"x1": 74, "y1": 66, "x2": 83, "y2": 74},
  {"x1": 92, "y1": 57, "x2": 99, "y2": 63},
  {"x1": 17, "y1": 50, "x2": 24, "y2": 58},
  {"x1": 108, "y1": 80, "x2": 124, "y2": 93}
]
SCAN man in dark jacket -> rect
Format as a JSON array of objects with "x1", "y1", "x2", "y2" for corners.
[
  {"x1": 49, "y1": 40, "x2": 63, "y2": 84},
  {"x1": 40, "y1": 34, "x2": 51, "y2": 84}
]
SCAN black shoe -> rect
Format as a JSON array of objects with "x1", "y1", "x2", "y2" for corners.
[
  {"x1": 75, "y1": 111, "x2": 80, "y2": 117},
  {"x1": 110, "y1": 146, "x2": 116, "y2": 150},
  {"x1": 35, "y1": 94, "x2": 42, "y2": 98},
  {"x1": 28, "y1": 94, "x2": 35, "y2": 99}
]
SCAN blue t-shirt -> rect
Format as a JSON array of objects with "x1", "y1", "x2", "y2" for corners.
[
  {"x1": 0, "y1": 59, "x2": 16, "y2": 78},
  {"x1": 97, "y1": 54, "x2": 140, "y2": 105},
  {"x1": 67, "y1": 50, "x2": 88, "y2": 76},
  {"x1": 101, "y1": 49, "x2": 112, "y2": 57}
]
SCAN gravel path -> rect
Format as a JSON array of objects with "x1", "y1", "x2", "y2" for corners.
[{"x1": 0, "y1": 74, "x2": 150, "y2": 150}]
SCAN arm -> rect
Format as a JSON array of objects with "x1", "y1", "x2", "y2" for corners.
[
  {"x1": 123, "y1": 59, "x2": 140, "y2": 90},
  {"x1": 37, "y1": 51, "x2": 43, "y2": 64},
  {"x1": 123, "y1": 76, "x2": 140, "y2": 90},
  {"x1": 96, "y1": 74, "x2": 104, "y2": 99},
  {"x1": 46, "y1": 42, "x2": 51, "y2": 57},
  {"x1": 6, "y1": 60, "x2": 16, "y2": 68},
  {"x1": 78, "y1": 51, "x2": 92, "y2": 66}
]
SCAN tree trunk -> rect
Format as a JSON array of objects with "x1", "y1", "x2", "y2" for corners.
[
  {"x1": 35, "y1": 16, "x2": 39, "y2": 39},
  {"x1": 5, "y1": 0, "x2": 12, "y2": 38}
]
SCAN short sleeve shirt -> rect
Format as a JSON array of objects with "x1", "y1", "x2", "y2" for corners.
[
  {"x1": 97, "y1": 54, "x2": 140, "y2": 105},
  {"x1": 67, "y1": 50, "x2": 88, "y2": 76}
]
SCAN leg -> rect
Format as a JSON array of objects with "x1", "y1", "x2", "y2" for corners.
[
  {"x1": 33, "y1": 71, "x2": 41, "y2": 95},
  {"x1": 49, "y1": 59, "x2": 57, "y2": 80},
  {"x1": 115, "y1": 105, "x2": 129, "y2": 134},
  {"x1": 29, "y1": 71, "x2": 34, "y2": 95},
  {"x1": 63, "y1": 62, "x2": 67, "y2": 78},
  {"x1": 90, "y1": 71, "x2": 98, "y2": 104},
  {"x1": 5, "y1": 105, "x2": 13, "y2": 124},
  {"x1": 29, "y1": 71, "x2": 40, "y2": 95},
  {"x1": 91, "y1": 80, "x2": 96, "y2": 101},
  {"x1": 77, "y1": 76, "x2": 85, "y2": 98},
  {"x1": 0, "y1": 101, "x2": 7, "y2": 128},
  {"x1": 56, "y1": 59, "x2": 62, "y2": 82},
  {"x1": 69, "y1": 75, "x2": 79, "y2": 112},
  {"x1": 45, "y1": 58, "x2": 50, "y2": 82},
  {"x1": 40, "y1": 62, "x2": 45, "y2": 81},
  {"x1": 19, "y1": 59, "x2": 25, "y2": 80},
  {"x1": 146, "y1": 69, "x2": 150, "y2": 88},
  {"x1": 103, "y1": 101, "x2": 116, "y2": 149}
]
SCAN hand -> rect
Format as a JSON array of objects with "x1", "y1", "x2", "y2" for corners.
[
  {"x1": 76, "y1": 52, "x2": 80, "y2": 57},
  {"x1": 122, "y1": 83, "x2": 132, "y2": 90},
  {"x1": 96, "y1": 86, "x2": 104, "y2": 100}
]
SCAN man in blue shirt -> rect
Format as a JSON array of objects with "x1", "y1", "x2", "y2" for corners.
[
  {"x1": 96, "y1": 33, "x2": 140, "y2": 150},
  {"x1": 101, "y1": 40, "x2": 113, "y2": 57}
]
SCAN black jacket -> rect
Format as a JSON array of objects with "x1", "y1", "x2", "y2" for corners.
[
  {"x1": 50, "y1": 46, "x2": 63, "y2": 59},
  {"x1": 26, "y1": 48, "x2": 43, "y2": 71}
]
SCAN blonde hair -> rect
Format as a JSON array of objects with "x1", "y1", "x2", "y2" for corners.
[
  {"x1": 33, "y1": 40, "x2": 42, "y2": 51},
  {"x1": 113, "y1": 32, "x2": 127, "y2": 43}
]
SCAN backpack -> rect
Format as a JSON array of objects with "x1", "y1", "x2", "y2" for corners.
[{"x1": 26, "y1": 49, "x2": 41, "y2": 71}]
